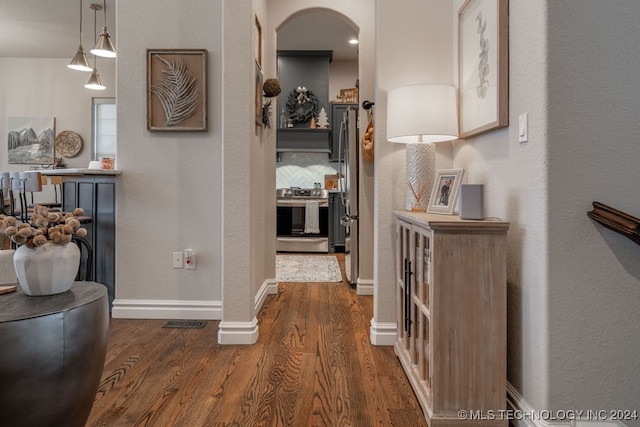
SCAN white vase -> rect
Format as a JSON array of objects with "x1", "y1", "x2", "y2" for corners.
[{"x1": 13, "y1": 242, "x2": 81, "y2": 296}]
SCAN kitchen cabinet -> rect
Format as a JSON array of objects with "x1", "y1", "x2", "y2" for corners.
[
  {"x1": 330, "y1": 103, "x2": 358, "y2": 162},
  {"x1": 328, "y1": 192, "x2": 345, "y2": 253},
  {"x1": 394, "y1": 211, "x2": 509, "y2": 426},
  {"x1": 276, "y1": 128, "x2": 331, "y2": 153},
  {"x1": 43, "y1": 169, "x2": 120, "y2": 309}
]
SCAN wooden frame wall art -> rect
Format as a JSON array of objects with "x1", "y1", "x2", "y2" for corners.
[
  {"x1": 255, "y1": 63, "x2": 263, "y2": 126},
  {"x1": 458, "y1": 0, "x2": 508, "y2": 138},
  {"x1": 254, "y1": 16, "x2": 263, "y2": 69},
  {"x1": 427, "y1": 168, "x2": 465, "y2": 215},
  {"x1": 147, "y1": 49, "x2": 208, "y2": 132},
  {"x1": 7, "y1": 116, "x2": 55, "y2": 165}
]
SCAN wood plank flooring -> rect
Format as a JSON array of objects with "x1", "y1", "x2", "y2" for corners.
[{"x1": 87, "y1": 254, "x2": 427, "y2": 427}]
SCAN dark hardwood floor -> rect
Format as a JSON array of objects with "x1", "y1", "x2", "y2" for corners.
[{"x1": 87, "y1": 254, "x2": 427, "y2": 427}]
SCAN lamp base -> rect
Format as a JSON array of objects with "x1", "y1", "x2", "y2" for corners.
[{"x1": 406, "y1": 143, "x2": 436, "y2": 211}]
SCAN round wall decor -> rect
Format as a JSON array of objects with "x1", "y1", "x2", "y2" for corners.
[{"x1": 55, "y1": 130, "x2": 83, "y2": 157}]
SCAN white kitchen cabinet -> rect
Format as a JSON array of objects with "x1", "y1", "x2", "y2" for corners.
[{"x1": 394, "y1": 211, "x2": 509, "y2": 426}]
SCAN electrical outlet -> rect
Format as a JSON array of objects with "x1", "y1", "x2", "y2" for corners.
[
  {"x1": 185, "y1": 249, "x2": 196, "y2": 270},
  {"x1": 173, "y1": 252, "x2": 183, "y2": 268}
]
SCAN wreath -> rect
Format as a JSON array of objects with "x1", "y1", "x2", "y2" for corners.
[{"x1": 285, "y1": 86, "x2": 319, "y2": 124}]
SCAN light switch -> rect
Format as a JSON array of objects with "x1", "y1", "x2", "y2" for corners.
[{"x1": 519, "y1": 113, "x2": 528, "y2": 143}]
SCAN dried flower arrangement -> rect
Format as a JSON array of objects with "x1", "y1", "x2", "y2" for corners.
[
  {"x1": 0, "y1": 205, "x2": 88, "y2": 248},
  {"x1": 408, "y1": 181, "x2": 428, "y2": 212}
]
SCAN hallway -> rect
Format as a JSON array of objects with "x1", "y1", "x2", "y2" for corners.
[{"x1": 87, "y1": 256, "x2": 426, "y2": 426}]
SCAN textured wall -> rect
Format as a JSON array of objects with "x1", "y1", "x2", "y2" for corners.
[
  {"x1": 115, "y1": 0, "x2": 223, "y2": 305},
  {"x1": 0, "y1": 58, "x2": 115, "y2": 171},
  {"x1": 374, "y1": 0, "x2": 455, "y2": 342},
  {"x1": 547, "y1": 1, "x2": 640, "y2": 421},
  {"x1": 452, "y1": 0, "x2": 551, "y2": 413}
]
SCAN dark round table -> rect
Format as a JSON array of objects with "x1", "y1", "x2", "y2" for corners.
[{"x1": 0, "y1": 282, "x2": 109, "y2": 427}]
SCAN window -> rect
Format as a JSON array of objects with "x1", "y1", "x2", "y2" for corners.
[{"x1": 92, "y1": 97, "x2": 116, "y2": 160}]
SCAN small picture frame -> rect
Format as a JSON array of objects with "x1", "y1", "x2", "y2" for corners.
[
  {"x1": 427, "y1": 168, "x2": 465, "y2": 215},
  {"x1": 147, "y1": 49, "x2": 208, "y2": 132}
]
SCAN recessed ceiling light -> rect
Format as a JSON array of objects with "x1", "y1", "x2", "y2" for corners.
[{"x1": 349, "y1": 38, "x2": 359, "y2": 45}]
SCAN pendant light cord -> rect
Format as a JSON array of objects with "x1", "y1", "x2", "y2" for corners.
[
  {"x1": 78, "y1": 0, "x2": 83, "y2": 45},
  {"x1": 103, "y1": 0, "x2": 107, "y2": 28},
  {"x1": 93, "y1": 4, "x2": 98, "y2": 67}
]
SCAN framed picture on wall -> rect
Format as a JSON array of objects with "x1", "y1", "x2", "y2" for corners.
[
  {"x1": 147, "y1": 49, "x2": 208, "y2": 132},
  {"x1": 255, "y1": 63, "x2": 263, "y2": 126},
  {"x1": 458, "y1": 0, "x2": 509, "y2": 138},
  {"x1": 254, "y1": 15, "x2": 263, "y2": 69},
  {"x1": 427, "y1": 168, "x2": 465, "y2": 215},
  {"x1": 7, "y1": 117, "x2": 55, "y2": 165}
]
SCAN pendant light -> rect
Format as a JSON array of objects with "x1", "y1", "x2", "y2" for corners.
[
  {"x1": 85, "y1": 4, "x2": 106, "y2": 90},
  {"x1": 67, "y1": 0, "x2": 93, "y2": 71},
  {"x1": 90, "y1": 0, "x2": 116, "y2": 58}
]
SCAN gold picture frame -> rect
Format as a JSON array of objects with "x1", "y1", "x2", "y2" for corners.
[
  {"x1": 147, "y1": 49, "x2": 208, "y2": 132},
  {"x1": 458, "y1": 0, "x2": 508, "y2": 138}
]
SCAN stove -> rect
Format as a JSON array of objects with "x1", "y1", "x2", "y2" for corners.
[
  {"x1": 276, "y1": 187, "x2": 329, "y2": 253},
  {"x1": 276, "y1": 187, "x2": 329, "y2": 199}
]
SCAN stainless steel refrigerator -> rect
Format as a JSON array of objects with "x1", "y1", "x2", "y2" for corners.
[{"x1": 338, "y1": 107, "x2": 359, "y2": 285}]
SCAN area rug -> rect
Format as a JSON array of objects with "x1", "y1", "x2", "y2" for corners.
[{"x1": 276, "y1": 255, "x2": 342, "y2": 282}]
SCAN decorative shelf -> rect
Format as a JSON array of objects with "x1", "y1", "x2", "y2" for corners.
[{"x1": 588, "y1": 201, "x2": 640, "y2": 246}]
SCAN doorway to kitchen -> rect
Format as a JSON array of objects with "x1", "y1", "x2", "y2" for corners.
[{"x1": 274, "y1": 9, "x2": 360, "y2": 283}]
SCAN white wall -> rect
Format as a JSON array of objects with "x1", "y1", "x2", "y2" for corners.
[
  {"x1": 373, "y1": 0, "x2": 455, "y2": 344},
  {"x1": 114, "y1": 1, "x2": 224, "y2": 317},
  {"x1": 0, "y1": 58, "x2": 115, "y2": 202},
  {"x1": 329, "y1": 59, "x2": 358, "y2": 102},
  {"x1": 453, "y1": 0, "x2": 640, "y2": 422},
  {"x1": 546, "y1": 1, "x2": 640, "y2": 421},
  {"x1": 452, "y1": 0, "x2": 551, "y2": 414}
]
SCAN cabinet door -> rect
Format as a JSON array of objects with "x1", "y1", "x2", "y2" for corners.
[
  {"x1": 412, "y1": 226, "x2": 432, "y2": 399},
  {"x1": 396, "y1": 219, "x2": 413, "y2": 350}
]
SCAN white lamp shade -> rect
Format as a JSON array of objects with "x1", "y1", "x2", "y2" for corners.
[{"x1": 386, "y1": 84, "x2": 458, "y2": 143}]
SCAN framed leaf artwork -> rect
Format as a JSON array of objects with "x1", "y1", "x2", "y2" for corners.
[{"x1": 147, "y1": 49, "x2": 208, "y2": 132}]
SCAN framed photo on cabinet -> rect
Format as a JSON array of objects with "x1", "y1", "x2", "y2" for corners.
[
  {"x1": 147, "y1": 49, "x2": 208, "y2": 132},
  {"x1": 458, "y1": 0, "x2": 508, "y2": 138},
  {"x1": 427, "y1": 168, "x2": 465, "y2": 215}
]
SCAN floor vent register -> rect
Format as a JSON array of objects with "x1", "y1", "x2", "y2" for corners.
[{"x1": 162, "y1": 320, "x2": 208, "y2": 329}]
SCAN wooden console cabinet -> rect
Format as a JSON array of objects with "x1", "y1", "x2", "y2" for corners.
[{"x1": 393, "y1": 211, "x2": 509, "y2": 426}]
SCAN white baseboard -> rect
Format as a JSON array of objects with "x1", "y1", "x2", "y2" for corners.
[
  {"x1": 507, "y1": 382, "x2": 569, "y2": 427},
  {"x1": 256, "y1": 278, "x2": 278, "y2": 312},
  {"x1": 356, "y1": 278, "x2": 374, "y2": 295},
  {"x1": 217, "y1": 318, "x2": 259, "y2": 345},
  {"x1": 369, "y1": 319, "x2": 397, "y2": 346},
  {"x1": 111, "y1": 298, "x2": 222, "y2": 320}
]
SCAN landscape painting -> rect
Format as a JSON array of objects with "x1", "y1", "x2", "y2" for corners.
[{"x1": 7, "y1": 117, "x2": 55, "y2": 165}]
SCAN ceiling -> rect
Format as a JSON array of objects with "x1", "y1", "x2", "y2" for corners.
[
  {"x1": 0, "y1": 0, "x2": 116, "y2": 58},
  {"x1": 277, "y1": 12, "x2": 359, "y2": 62},
  {"x1": 0, "y1": 2, "x2": 357, "y2": 62}
]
